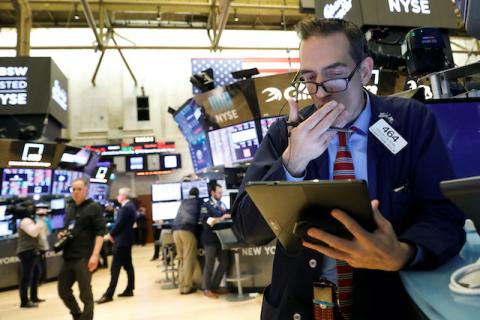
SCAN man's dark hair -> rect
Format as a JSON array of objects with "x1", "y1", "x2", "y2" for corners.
[
  {"x1": 189, "y1": 187, "x2": 199, "y2": 197},
  {"x1": 295, "y1": 17, "x2": 369, "y2": 64},
  {"x1": 209, "y1": 183, "x2": 222, "y2": 195}
]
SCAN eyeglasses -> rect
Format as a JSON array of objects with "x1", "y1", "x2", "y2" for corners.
[{"x1": 291, "y1": 62, "x2": 361, "y2": 95}]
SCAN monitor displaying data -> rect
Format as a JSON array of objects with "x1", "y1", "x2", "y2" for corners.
[
  {"x1": 50, "y1": 198, "x2": 66, "y2": 210},
  {"x1": 151, "y1": 183, "x2": 182, "y2": 202},
  {"x1": 0, "y1": 221, "x2": 12, "y2": 237},
  {"x1": 127, "y1": 156, "x2": 146, "y2": 171},
  {"x1": 260, "y1": 116, "x2": 283, "y2": 138},
  {"x1": 181, "y1": 180, "x2": 209, "y2": 199},
  {"x1": 88, "y1": 183, "x2": 110, "y2": 205},
  {"x1": 52, "y1": 170, "x2": 84, "y2": 195},
  {"x1": 1, "y1": 168, "x2": 52, "y2": 197},
  {"x1": 427, "y1": 99, "x2": 480, "y2": 178},
  {"x1": 174, "y1": 99, "x2": 213, "y2": 172},
  {"x1": 152, "y1": 201, "x2": 182, "y2": 221},
  {"x1": 208, "y1": 121, "x2": 259, "y2": 167},
  {"x1": 0, "y1": 205, "x2": 7, "y2": 220}
]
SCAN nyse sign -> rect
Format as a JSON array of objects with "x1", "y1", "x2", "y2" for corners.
[
  {"x1": 0, "y1": 66, "x2": 29, "y2": 106},
  {"x1": 388, "y1": 0, "x2": 430, "y2": 14}
]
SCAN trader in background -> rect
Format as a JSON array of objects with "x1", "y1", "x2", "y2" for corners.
[
  {"x1": 16, "y1": 201, "x2": 46, "y2": 308},
  {"x1": 201, "y1": 183, "x2": 230, "y2": 298},
  {"x1": 172, "y1": 187, "x2": 203, "y2": 294},
  {"x1": 97, "y1": 187, "x2": 137, "y2": 303},
  {"x1": 58, "y1": 178, "x2": 105, "y2": 320}
]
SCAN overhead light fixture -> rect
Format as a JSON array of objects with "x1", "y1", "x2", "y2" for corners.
[
  {"x1": 156, "y1": 6, "x2": 161, "y2": 21},
  {"x1": 234, "y1": 9, "x2": 239, "y2": 22},
  {"x1": 74, "y1": 4, "x2": 80, "y2": 21}
]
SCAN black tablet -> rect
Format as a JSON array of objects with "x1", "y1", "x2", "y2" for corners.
[
  {"x1": 440, "y1": 176, "x2": 480, "y2": 233},
  {"x1": 245, "y1": 180, "x2": 375, "y2": 254}
]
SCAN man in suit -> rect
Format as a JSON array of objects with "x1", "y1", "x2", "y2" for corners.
[
  {"x1": 97, "y1": 187, "x2": 137, "y2": 303},
  {"x1": 232, "y1": 18, "x2": 466, "y2": 320},
  {"x1": 201, "y1": 183, "x2": 230, "y2": 298}
]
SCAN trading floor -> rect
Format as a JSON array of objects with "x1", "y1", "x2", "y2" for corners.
[{"x1": 0, "y1": 245, "x2": 261, "y2": 320}]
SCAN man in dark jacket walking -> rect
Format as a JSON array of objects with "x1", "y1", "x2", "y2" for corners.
[
  {"x1": 97, "y1": 187, "x2": 137, "y2": 303},
  {"x1": 172, "y1": 187, "x2": 203, "y2": 294},
  {"x1": 58, "y1": 178, "x2": 105, "y2": 320}
]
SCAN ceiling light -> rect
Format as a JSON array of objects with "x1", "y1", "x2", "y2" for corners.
[
  {"x1": 74, "y1": 4, "x2": 80, "y2": 20},
  {"x1": 234, "y1": 9, "x2": 239, "y2": 22}
]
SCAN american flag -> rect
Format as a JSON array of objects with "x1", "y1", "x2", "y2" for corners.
[{"x1": 191, "y1": 57, "x2": 300, "y2": 94}]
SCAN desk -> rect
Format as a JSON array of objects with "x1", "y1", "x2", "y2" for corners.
[{"x1": 400, "y1": 230, "x2": 480, "y2": 320}]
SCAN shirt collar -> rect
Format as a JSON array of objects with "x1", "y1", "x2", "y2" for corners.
[{"x1": 350, "y1": 91, "x2": 371, "y2": 136}]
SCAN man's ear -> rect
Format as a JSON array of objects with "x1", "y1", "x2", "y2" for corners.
[{"x1": 360, "y1": 57, "x2": 374, "y2": 86}]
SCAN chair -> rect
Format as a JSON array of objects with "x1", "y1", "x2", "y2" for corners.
[
  {"x1": 158, "y1": 229, "x2": 178, "y2": 289},
  {"x1": 214, "y1": 228, "x2": 255, "y2": 301}
]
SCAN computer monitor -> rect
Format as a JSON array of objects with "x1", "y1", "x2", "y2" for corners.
[
  {"x1": 174, "y1": 99, "x2": 213, "y2": 172},
  {"x1": 52, "y1": 170, "x2": 84, "y2": 195},
  {"x1": 1, "y1": 168, "x2": 52, "y2": 197},
  {"x1": 426, "y1": 98, "x2": 480, "y2": 178},
  {"x1": 50, "y1": 213, "x2": 65, "y2": 230},
  {"x1": 127, "y1": 155, "x2": 146, "y2": 171},
  {"x1": 208, "y1": 121, "x2": 259, "y2": 167},
  {"x1": 50, "y1": 198, "x2": 66, "y2": 210},
  {"x1": 59, "y1": 146, "x2": 91, "y2": 170},
  {"x1": 260, "y1": 116, "x2": 283, "y2": 138},
  {"x1": 88, "y1": 183, "x2": 110, "y2": 205},
  {"x1": 181, "y1": 180, "x2": 209, "y2": 199},
  {"x1": 152, "y1": 201, "x2": 182, "y2": 221},
  {"x1": 0, "y1": 221, "x2": 13, "y2": 237},
  {"x1": 151, "y1": 183, "x2": 182, "y2": 202},
  {"x1": 160, "y1": 154, "x2": 182, "y2": 170},
  {"x1": 0, "y1": 205, "x2": 7, "y2": 220},
  {"x1": 224, "y1": 166, "x2": 247, "y2": 190}
]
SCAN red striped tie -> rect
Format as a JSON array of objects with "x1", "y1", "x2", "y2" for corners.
[{"x1": 333, "y1": 131, "x2": 354, "y2": 319}]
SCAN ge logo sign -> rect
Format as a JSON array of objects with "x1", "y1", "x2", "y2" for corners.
[
  {"x1": 21, "y1": 143, "x2": 44, "y2": 162},
  {"x1": 95, "y1": 167, "x2": 109, "y2": 180}
]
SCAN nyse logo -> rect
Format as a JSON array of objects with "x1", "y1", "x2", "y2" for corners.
[
  {"x1": 388, "y1": 0, "x2": 431, "y2": 14},
  {"x1": 324, "y1": 0, "x2": 352, "y2": 19},
  {"x1": 262, "y1": 87, "x2": 310, "y2": 103},
  {"x1": 21, "y1": 143, "x2": 44, "y2": 162}
]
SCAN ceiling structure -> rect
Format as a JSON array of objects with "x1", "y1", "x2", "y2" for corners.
[{"x1": 0, "y1": 0, "x2": 308, "y2": 30}]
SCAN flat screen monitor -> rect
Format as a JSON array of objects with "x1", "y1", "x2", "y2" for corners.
[
  {"x1": 1, "y1": 168, "x2": 52, "y2": 197},
  {"x1": 260, "y1": 116, "x2": 283, "y2": 138},
  {"x1": 0, "y1": 221, "x2": 12, "y2": 237},
  {"x1": 51, "y1": 198, "x2": 66, "y2": 210},
  {"x1": 174, "y1": 99, "x2": 213, "y2": 172},
  {"x1": 160, "y1": 154, "x2": 182, "y2": 170},
  {"x1": 50, "y1": 214, "x2": 65, "y2": 230},
  {"x1": 0, "y1": 205, "x2": 7, "y2": 220},
  {"x1": 208, "y1": 121, "x2": 259, "y2": 167},
  {"x1": 52, "y1": 170, "x2": 84, "y2": 195},
  {"x1": 426, "y1": 99, "x2": 480, "y2": 178},
  {"x1": 88, "y1": 183, "x2": 110, "y2": 205},
  {"x1": 181, "y1": 180, "x2": 209, "y2": 199},
  {"x1": 151, "y1": 183, "x2": 182, "y2": 202},
  {"x1": 224, "y1": 166, "x2": 247, "y2": 190},
  {"x1": 152, "y1": 201, "x2": 182, "y2": 221},
  {"x1": 127, "y1": 155, "x2": 146, "y2": 171}
]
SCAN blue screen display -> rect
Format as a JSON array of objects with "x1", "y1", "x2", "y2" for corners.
[
  {"x1": 427, "y1": 99, "x2": 480, "y2": 178},
  {"x1": 174, "y1": 99, "x2": 213, "y2": 172}
]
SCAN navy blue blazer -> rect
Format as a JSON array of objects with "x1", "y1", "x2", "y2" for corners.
[
  {"x1": 110, "y1": 201, "x2": 137, "y2": 248},
  {"x1": 232, "y1": 93, "x2": 466, "y2": 320},
  {"x1": 201, "y1": 199, "x2": 228, "y2": 246}
]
